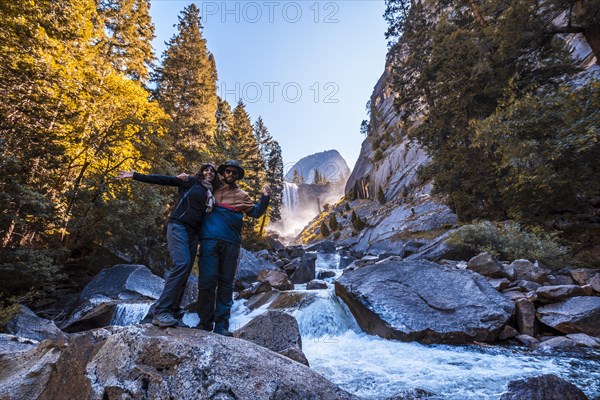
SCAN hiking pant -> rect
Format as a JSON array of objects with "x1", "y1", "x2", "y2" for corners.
[
  {"x1": 197, "y1": 239, "x2": 240, "y2": 330},
  {"x1": 154, "y1": 222, "x2": 198, "y2": 315}
]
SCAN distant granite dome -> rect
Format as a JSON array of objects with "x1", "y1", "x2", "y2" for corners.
[{"x1": 285, "y1": 150, "x2": 350, "y2": 184}]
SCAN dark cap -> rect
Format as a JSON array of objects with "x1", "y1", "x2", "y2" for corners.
[{"x1": 217, "y1": 160, "x2": 245, "y2": 179}]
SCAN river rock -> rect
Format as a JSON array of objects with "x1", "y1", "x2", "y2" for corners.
[
  {"x1": 338, "y1": 255, "x2": 356, "y2": 269},
  {"x1": 257, "y1": 269, "x2": 294, "y2": 291},
  {"x1": 547, "y1": 274, "x2": 574, "y2": 286},
  {"x1": 286, "y1": 245, "x2": 305, "y2": 259},
  {"x1": 306, "y1": 279, "x2": 328, "y2": 290},
  {"x1": 536, "y1": 285, "x2": 589, "y2": 302},
  {"x1": 61, "y1": 299, "x2": 118, "y2": 333},
  {"x1": 6, "y1": 306, "x2": 65, "y2": 342},
  {"x1": 0, "y1": 334, "x2": 39, "y2": 356},
  {"x1": 467, "y1": 253, "x2": 506, "y2": 278},
  {"x1": 516, "y1": 334, "x2": 540, "y2": 349},
  {"x1": 290, "y1": 253, "x2": 317, "y2": 284},
  {"x1": 570, "y1": 268, "x2": 593, "y2": 285},
  {"x1": 498, "y1": 325, "x2": 519, "y2": 340},
  {"x1": 509, "y1": 280, "x2": 542, "y2": 292},
  {"x1": 500, "y1": 374, "x2": 588, "y2": 400},
  {"x1": 510, "y1": 260, "x2": 548, "y2": 284},
  {"x1": 488, "y1": 278, "x2": 511, "y2": 291},
  {"x1": 502, "y1": 290, "x2": 526, "y2": 301},
  {"x1": 268, "y1": 236, "x2": 285, "y2": 252},
  {"x1": 566, "y1": 333, "x2": 600, "y2": 348},
  {"x1": 235, "y1": 248, "x2": 279, "y2": 290},
  {"x1": 0, "y1": 325, "x2": 356, "y2": 400},
  {"x1": 589, "y1": 273, "x2": 600, "y2": 292},
  {"x1": 235, "y1": 281, "x2": 272, "y2": 300},
  {"x1": 233, "y1": 311, "x2": 308, "y2": 366},
  {"x1": 80, "y1": 264, "x2": 163, "y2": 301},
  {"x1": 539, "y1": 336, "x2": 579, "y2": 352},
  {"x1": 335, "y1": 259, "x2": 515, "y2": 344},
  {"x1": 537, "y1": 296, "x2": 600, "y2": 336},
  {"x1": 515, "y1": 299, "x2": 537, "y2": 337},
  {"x1": 387, "y1": 388, "x2": 441, "y2": 399},
  {"x1": 318, "y1": 270, "x2": 337, "y2": 279},
  {"x1": 305, "y1": 240, "x2": 336, "y2": 253}
]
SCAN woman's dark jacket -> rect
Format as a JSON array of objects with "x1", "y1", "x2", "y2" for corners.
[{"x1": 132, "y1": 172, "x2": 208, "y2": 232}]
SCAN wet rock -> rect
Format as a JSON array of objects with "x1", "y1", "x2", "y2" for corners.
[
  {"x1": 283, "y1": 257, "x2": 301, "y2": 275},
  {"x1": 277, "y1": 347, "x2": 310, "y2": 366},
  {"x1": 338, "y1": 255, "x2": 356, "y2": 269},
  {"x1": 235, "y1": 281, "x2": 273, "y2": 300},
  {"x1": 317, "y1": 270, "x2": 337, "y2": 280},
  {"x1": 80, "y1": 264, "x2": 163, "y2": 301},
  {"x1": 257, "y1": 269, "x2": 294, "y2": 291},
  {"x1": 6, "y1": 306, "x2": 65, "y2": 342},
  {"x1": 387, "y1": 388, "x2": 441, "y2": 399},
  {"x1": 61, "y1": 299, "x2": 118, "y2": 333},
  {"x1": 305, "y1": 240, "x2": 336, "y2": 253},
  {"x1": 570, "y1": 268, "x2": 593, "y2": 285},
  {"x1": 536, "y1": 285, "x2": 589, "y2": 302},
  {"x1": 306, "y1": 279, "x2": 328, "y2": 290},
  {"x1": 353, "y1": 255, "x2": 379, "y2": 268},
  {"x1": 539, "y1": 336, "x2": 578, "y2": 352},
  {"x1": 234, "y1": 311, "x2": 308, "y2": 366},
  {"x1": 335, "y1": 259, "x2": 515, "y2": 344},
  {"x1": 589, "y1": 273, "x2": 600, "y2": 293},
  {"x1": 500, "y1": 374, "x2": 588, "y2": 400},
  {"x1": 467, "y1": 253, "x2": 506, "y2": 278},
  {"x1": 290, "y1": 253, "x2": 317, "y2": 284},
  {"x1": 235, "y1": 248, "x2": 279, "y2": 290},
  {"x1": 0, "y1": 325, "x2": 356, "y2": 400},
  {"x1": 515, "y1": 334, "x2": 539, "y2": 349},
  {"x1": 498, "y1": 325, "x2": 519, "y2": 340},
  {"x1": 566, "y1": 333, "x2": 600, "y2": 348},
  {"x1": 488, "y1": 278, "x2": 511, "y2": 291},
  {"x1": 510, "y1": 260, "x2": 548, "y2": 284},
  {"x1": 404, "y1": 236, "x2": 477, "y2": 263},
  {"x1": 537, "y1": 296, "x2": 600, "y2": 336},
  {"x1": 515, "y1": 299, "x2": 537, "y2": 337}
]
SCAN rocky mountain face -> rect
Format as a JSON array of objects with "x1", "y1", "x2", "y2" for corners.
[
  {"x1": 285, "y1": 149, "x2": 350, "y2": 185},
  {"x1": 299, "y1": 29, "x2": 598, "y2": 257}
]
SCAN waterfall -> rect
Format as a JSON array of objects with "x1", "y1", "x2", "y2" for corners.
[
  {"x1": 282, "y1": 181, "x2": 299, "y2": 212},
  {"x1": 111, "y1": 302, "x2": 152, "y2": 326}
]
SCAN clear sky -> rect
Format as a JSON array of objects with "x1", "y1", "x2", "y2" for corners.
[{"x1": 150, "y1": 0, "x2": 389, "y2": 171}]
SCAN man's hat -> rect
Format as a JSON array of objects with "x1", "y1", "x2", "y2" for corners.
[{"x1": 217, "y1": 160, "x2": 245, "y2": 179}]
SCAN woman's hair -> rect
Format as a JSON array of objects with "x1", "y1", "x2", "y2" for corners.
[{"x1": 196, "y1": 163, "x2": 221, "y2": 189}]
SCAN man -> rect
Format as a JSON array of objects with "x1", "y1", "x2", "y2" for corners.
[{"x1": 196, "y1": 160, "x2": 270, "y2": 336}]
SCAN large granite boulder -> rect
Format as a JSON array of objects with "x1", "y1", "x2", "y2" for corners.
[
  {"x1": 500, "y1": 374, "x2": 588, "y2": 400},
  {"x1": 80, "y1": 264, "x2": 163, "y2": 301},
  {"x1": 509, "y1": 260, "x2": 548, "y2": 284},
  {"x1": 0, "y1": 325, "x2": 357, "y2": 400},
  {"x1": 234, "y1": 311, "x2": 308, "y2": 366},
  {"x1": 305, "y1": 240, "x2": 336, "y2": 253},
  {"x1": 257, "y1": 269, "x2": 294, "y2": 291},
  {"x1": 6, "y1": 306, "x2": 65, "y2": 342},
  {"x1": 467, "y1": 253, "x2": 507, "y2": 278},
  {"x1": 537, "y1": 296, "x2": 600, "y2": 336},
  {"x1": 335, "y1": 259, "x2": 515, "y2": 344},
  {"x1": 235, "y1": 248, "x2": 279, "y2": 290}
]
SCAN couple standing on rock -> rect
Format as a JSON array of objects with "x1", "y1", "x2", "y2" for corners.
[{"x1": 117, "y1": 161, "x2": 270, "y2": 336}]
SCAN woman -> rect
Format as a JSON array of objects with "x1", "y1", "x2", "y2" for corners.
[{"x1": 117, "y1": 163, "x2": 219, "y2": 327}]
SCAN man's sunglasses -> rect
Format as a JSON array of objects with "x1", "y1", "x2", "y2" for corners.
[{"x1": 224, "y1": 169, "x2": 239, "y2": 176}]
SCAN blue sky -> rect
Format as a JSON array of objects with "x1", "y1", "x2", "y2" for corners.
[{"x1": 150, "y1": 1, "x2": 388, "y2": 171}]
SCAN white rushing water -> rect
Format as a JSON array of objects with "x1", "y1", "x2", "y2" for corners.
[
  {"x1": 229, "y1": 252, "x2": 600, "y2": 400},
  {"x1": 111, "y1": 302, "x2": 152, "y2": 326},
  {"x1": 282, "y1": 181, "x2": 299, "y2": 212},
  {"x1": 113, "y1": 252, "x2": 600, "y2": 399}
]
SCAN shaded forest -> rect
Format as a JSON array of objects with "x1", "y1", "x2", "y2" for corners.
[{"x1": 0, "y1": 1, "x2": 284, "y2": 309}]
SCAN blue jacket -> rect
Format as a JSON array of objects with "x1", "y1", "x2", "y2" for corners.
[{"x1": 200, "y1": 194, "x2": 270, "y2": 245}]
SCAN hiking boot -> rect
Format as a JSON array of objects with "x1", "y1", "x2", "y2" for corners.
[
  {"x1": 152, "y1": 312, "x2": 178, "y2": 328},
  {"x1": 213, "y1": 324, "x2": 233, "y2": 337}
]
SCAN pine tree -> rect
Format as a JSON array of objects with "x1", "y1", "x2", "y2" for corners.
[
  {"x1": 377, "y1": 186, "x2": 386, "y2": 204},
  {"x1": 329, "y1": 215, "x2": 339, "y2": 231},
  {"x1": 98, "y1": 0, "x2": 155, "y2": 82},
  {"x1": 213, "y1": 96, "x2": 234, "y2": 161},
  {"x1": 320, "y1": 221, "x2": 330, "y2": 237},
  {"x1": 153, "y1": 4, "x2": 217, "y2": 166},
  {"x1": 292, "y1": 169, "x2": 301, "y2": 184},
  {"x1": 265, "y1": 140, "x2": 284, "y2": 223}
]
